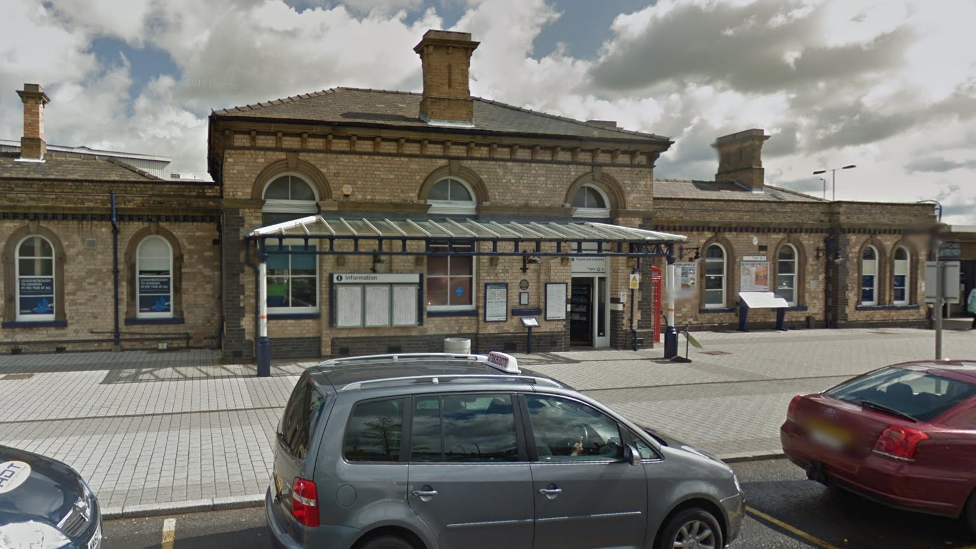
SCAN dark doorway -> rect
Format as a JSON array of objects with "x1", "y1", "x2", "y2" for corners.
[{"x1": 570, "y1": 278, "x2": 593, "y2": 346}]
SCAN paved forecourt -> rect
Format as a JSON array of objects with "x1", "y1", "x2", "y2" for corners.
[{"x1": 0, "y1": 328, "x2": 972, "y2": 517}]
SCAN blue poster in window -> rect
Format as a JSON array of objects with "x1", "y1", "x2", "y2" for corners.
[
  {"x1": 19, "y1": 278, "x2": 53, "y2": 296},
  {"x1": 139, "y1": 295, "x2": 171, "y2": 313},
  {"x1": 139, "y1": 277, "x2": 171, "y2": 294},
  {"x1": 20, "y1": 296, "x2": 54, "y2": 315}
]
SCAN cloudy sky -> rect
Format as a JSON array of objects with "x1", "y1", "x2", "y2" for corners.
[{"x1": 2, "y1": 0, "x2": 974, "y2": 224}]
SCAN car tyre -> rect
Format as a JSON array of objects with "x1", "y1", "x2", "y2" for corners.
[
  {"x1": 359, "y1": 535, "x2": 415, "y2": 549},
  {"x1": 963, "y1": 490, "x2": 976, "y2": 538},
  {"x1": 656, "y1": 507, "x2": 723, "y2": 549}
]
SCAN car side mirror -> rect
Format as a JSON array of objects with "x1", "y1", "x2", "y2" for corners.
[{"x1": 624, "y1": 443, "x2": 641, "y2": 466}]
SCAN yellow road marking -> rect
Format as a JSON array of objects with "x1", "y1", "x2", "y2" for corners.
[
  {"x1": 746, "y1": 507, "x2": 844, "y2": 549},
  {"x1": 161, "y1": 518, "x2": 176, "y2": 549}
]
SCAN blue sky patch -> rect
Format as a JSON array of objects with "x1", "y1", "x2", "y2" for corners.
[{"x1": 88, "y1": 36, "x2": 181, "y2": 101}]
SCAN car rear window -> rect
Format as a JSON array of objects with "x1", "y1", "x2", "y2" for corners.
[
  {"x1": 279, "y1": 376, "x2": 326, "y2": 460},
  {"x1": 825, "y1": 367, "x2": 976, "y2": 422}
]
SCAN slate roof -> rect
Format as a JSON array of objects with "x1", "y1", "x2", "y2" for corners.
[
  {"x1": 653, "y1": 179, "x2": 823, "y2": 202},
  {"x1": 212, "y1": 87, "x2": 671, "y2": 144},
  {"x1": 0, "y1": 152, "x2": 163, "y2": 182}
]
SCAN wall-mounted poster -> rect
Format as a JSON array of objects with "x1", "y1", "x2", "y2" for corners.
[
  {"x1": 676, "y1": 262, "x2": 697, "y2": 299},
  {"x1": 740, "y1": 260, "x2": 770, "y2": 292},
  {"x1": 484, "y1": 283, "x2": 507, "y2": 322},
  {"x1": 545, "y1": 283, "x2": 568, "y2": 320}
]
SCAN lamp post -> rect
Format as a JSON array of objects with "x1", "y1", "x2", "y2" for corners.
[
  {"x1": 819, "y1": 177, "x2": 827, "y2": 200},
  {"x1": 918, "y1": 200, "x2": 944, "y2": 359},
  {"x1": 813, "y1": 165, "x2": 856, "y2": 201}
]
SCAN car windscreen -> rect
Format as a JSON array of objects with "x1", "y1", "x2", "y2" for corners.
[{"x1": 825, "y1": 367, "x2": 976, "y2": 422}]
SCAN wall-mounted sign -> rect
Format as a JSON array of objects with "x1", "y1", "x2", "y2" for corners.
[
  {"x1": 939, "y1": 241, "x2": 962, "y2": 260},
  {"x1": 629, "y1": 273, "x2": 640, "y2": 289},
  {"x1": 484, "y1": 283, "x2": 508, "y2": 322},
  {"x1": 572, "y1": 256, "x2": 608, "y2": 273},
  {"x1": 742, "y1": 256, "x2": 767, "y2": 262},
  {"x1": 519, "y1": 279, "x2": 530, "y2": 290},
  {"x1": 333, "y1": 273, "x2": 421, "y2": 284}
]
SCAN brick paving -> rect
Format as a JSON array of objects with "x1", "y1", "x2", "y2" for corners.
[{"x1": 0, "y1": 328, "x2": 974, "y2": 515}]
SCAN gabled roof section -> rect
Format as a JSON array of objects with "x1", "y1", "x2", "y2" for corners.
[
  {"x1": 0, "y1": 152, "x2": 165, "y2": 182},
  {"x1": 212, "y1": 87, "x2": 671, "y2": 144},
  {"x1": 653, "y1": 179, "x2": 824, "y2": 202}
]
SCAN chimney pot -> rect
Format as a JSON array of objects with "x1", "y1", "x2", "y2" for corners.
[{"x1": 16, "y1": 83, "x2": 51, "y2": 160}]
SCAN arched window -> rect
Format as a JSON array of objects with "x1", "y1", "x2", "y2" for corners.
[
  {"x1": 136, "y1": 236, "x2": 173, "y2": 318},
  {"x1": 861, "y1": 246, "x2": 879, "y2": 306},
  {"x1": 15, "y1": 235, "x2": 55, "y2": 321},
  {"x1": 426, "y1": 177, "x2": 476, "y2": 215},
  {"x1": 262, "y1": 175, "x2": 318, "y2": 226},
  {"x1": 571, "y1": 185, "x2": 610, "y2": 219},
  {"x1": 263, "y1": 175, "x2": 319, "y2": 313},
  {"x1": 892, "y1": 247, "x2": 910, "y2": 306},
  {"x1": 776, "y1": 245, "x2": 797, "y2": 306},
  {"x1": 703, "y1": 244, "x2": 726, "y2": 309}
]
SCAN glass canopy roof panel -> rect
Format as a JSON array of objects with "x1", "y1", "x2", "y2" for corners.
[{"x1": 247, "y1": 217, "x2": 686, "y2": 244}]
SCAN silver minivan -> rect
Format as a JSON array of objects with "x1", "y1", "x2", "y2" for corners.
[{"x1": 266, "y1": 352, "x2": 744, "y2": 549}]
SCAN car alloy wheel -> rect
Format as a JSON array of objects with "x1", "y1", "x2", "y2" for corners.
[{"x1": 670, "y1": 518, "x2": 717, "y2": 549}]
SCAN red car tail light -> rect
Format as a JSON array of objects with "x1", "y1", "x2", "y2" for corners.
[
  {"x1": 873, "y1": 426, "x2": 929, "y2": 461},
  {"x1": 786, "y1": 395, "x2": 803, "y2": 422},
  {"x1": 291, "y1": 477, "x2": 319, "y2": 527}
]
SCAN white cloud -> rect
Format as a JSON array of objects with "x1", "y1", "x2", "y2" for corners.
[{"x1": 0, "y1": 0, "x2": 973, "y2": 225}]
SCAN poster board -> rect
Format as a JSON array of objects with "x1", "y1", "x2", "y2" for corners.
[
  {"x1": 676, "y1": 262, "x2": 697, "y2": 299},
  {"x1": 484, "y1": 283, "x2": 508, "y2": 322},
  {"x1": 392, "y1": 285, "x2": 418, "y2": 326},
  {"x1": 336, "y1": 286, "x2": 363, "y2": 327},
  {"x1": 364, "y1": 285, "x2": 391, "y2": 327},
  {"x1": 545, "y1": 282, "x2": 568, "y2": 320},
  {"x1": 739, "y1": 261, "x2": 770, "y2": 292}
]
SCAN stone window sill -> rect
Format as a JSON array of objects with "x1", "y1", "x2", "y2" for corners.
[
  {"x1": 2, "y1": 320, "x2": 68, "y2": 328},
  {"x1": 699, "y1": 307, "x2": 735, "y2": 314},
  {"x1": 268, "y1": 313, "x2": 320, "y2": 320},
  {"x1": 427, "y1": 309, "x2": 477, "y2": 318},
  {"x1": 125, "y1": 317, "x2": 185, "y2": 325},
  {"x1": 855, "y1": 304, "x2": 921, "y2": 311}
]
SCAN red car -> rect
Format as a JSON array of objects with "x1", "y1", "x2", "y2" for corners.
[{"x1": 781, "y1": 360, "x2": 976, "y2": 533}]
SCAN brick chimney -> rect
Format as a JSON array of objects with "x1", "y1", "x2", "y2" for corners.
[
  {"x1": 16, "y1": 83, "x2": 51, "y2": 160},
  {"x1": 414, "y1": 30, "x2": 479, "y2": 125},
  {"x1": 713, "y1": 129, "x2": 769, "y2": 192}
]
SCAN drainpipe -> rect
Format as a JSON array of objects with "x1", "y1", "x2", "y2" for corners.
[{"x1": 110, "y1": 191, "x2": 120, "y2": 348}]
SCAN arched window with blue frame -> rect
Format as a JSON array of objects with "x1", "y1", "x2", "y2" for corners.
[
  {"x1": 15, "y1": 235, "x2": 55, "y2": 321},
  {"x1": 136, "y1": 236, "x2": 173, "y2": 318}
]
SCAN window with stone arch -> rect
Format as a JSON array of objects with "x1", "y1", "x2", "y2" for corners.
[
  {"x1": 703, "y1": 244, "x2": 727, "y2": 309},
  {"x1": 426, "y1": 177, "x2": 476, "y2": 215},
  {"x1": 572, "y1": 184, "x2": 611, "y2": 219},
  {"x1": 892, "y1": 246, "x2": 910, "y2": 306},
  {"x1": 861, "y1": 246, "x2": 879, "y2": 306},
  {"x1": 775, "y1": 244, "x2": 798, "y2": 306},
  {"x1": 262, "y1": 174, "x2": 319, "y2": 314},
  {"x1": 136, "y1": 236, "x2": 173, "y2": 318},
  {"x1": 15, "y1": 235, "x2": 55, "y2": 321}
]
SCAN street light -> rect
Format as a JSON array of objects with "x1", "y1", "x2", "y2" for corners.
[
  {"x1": 818, "y1": 177, "x2": 827, "y2": 200},
  {"x1": 812, "y1": 164, "x2": 857, "y2": 201}
]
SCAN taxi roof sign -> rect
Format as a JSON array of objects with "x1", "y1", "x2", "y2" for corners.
[{"x1": 485, "y1": 351, "x2": 521, "y2": 374}]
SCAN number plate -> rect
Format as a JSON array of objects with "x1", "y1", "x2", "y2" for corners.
[{"x1": 806, "y1": 420, "x2": 851, "y2": 451}]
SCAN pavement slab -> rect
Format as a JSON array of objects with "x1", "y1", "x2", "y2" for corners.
[{"x1": 0, "y1": 328, "x2": 974, "y2": 517}]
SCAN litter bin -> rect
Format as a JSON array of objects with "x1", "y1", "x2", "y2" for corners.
[{"x1": 444, "y1": 338, "x2": 471, "y2": 354}]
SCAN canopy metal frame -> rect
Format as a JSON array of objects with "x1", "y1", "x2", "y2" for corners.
[{"x1": 246, "y1": 215, "x2": 684, "y2": 375}]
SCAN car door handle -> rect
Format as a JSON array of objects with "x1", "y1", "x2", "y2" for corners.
[
  {"x1": 412, "y1": 490, "x2": 438, "y2": 497},
  {"x1": 538, "y1": 488, "x2": 562, "y2": 495}
]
